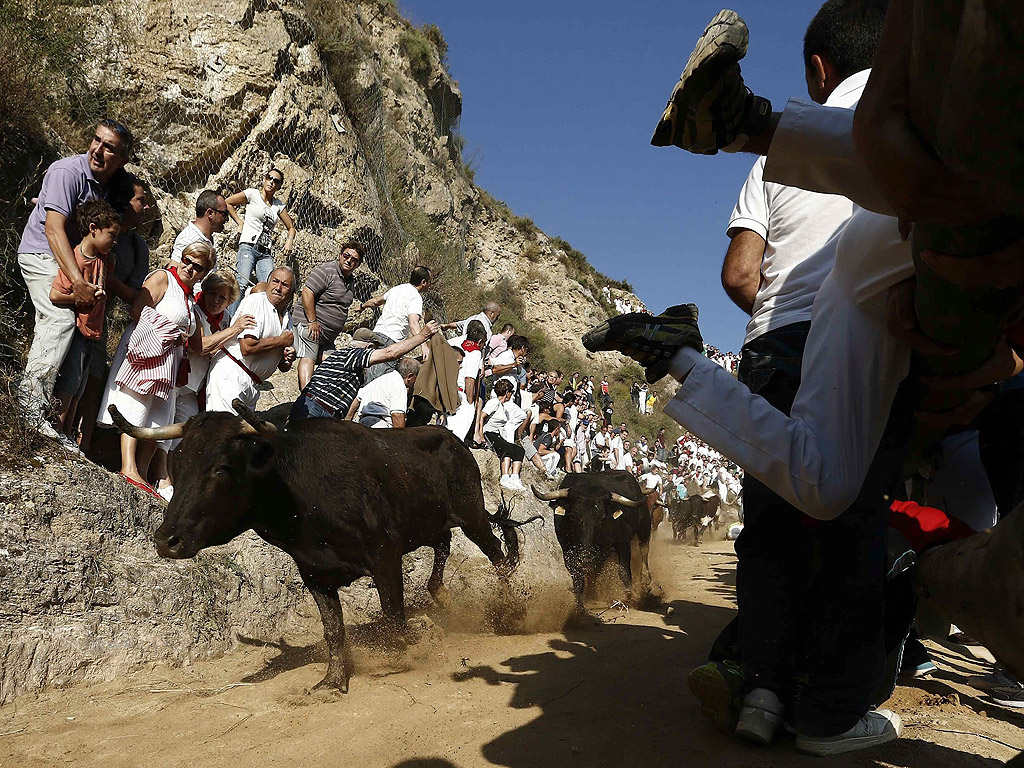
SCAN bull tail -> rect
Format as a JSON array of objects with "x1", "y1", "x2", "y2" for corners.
[{"x1": 488, "y1": 492, "x2": 544, "y2": 575}]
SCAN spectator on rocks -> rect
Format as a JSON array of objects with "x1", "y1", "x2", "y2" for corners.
[
  {"x1": 48, "y1": 200, "x2": 120, "y2": 451},
  {"x1": 446, "y1": 319, "x2": 488, "y2": 441},
  {"x1": 487, "y1": 323, "x2": 516, "y2": 364},
  {"x1": 592, "y1": 423, "x2": 614, "y2": 470},
  {"x1": 205, "y1": 266, "x2": 296, "y2": 414},
  {"x1": 484, "y1": 379, "x2": 528, "y2": 491},
  {"x1": 573, "y1": 411, "x2": 597, "y2": 472},
  {"x1": 656, "y1": 427, "x2": 667, "y2": 462},
  {"x1": 17, "y1": 118, "x2": 134, "y2": 436},
  {"x1": 351, "y1": 357, "x2": 421, "y2": 428},
  {"x1": 225, "y1": 167, "x2": 296, "y2": 310},
  {"x1": 152, "y1": 270, "x2": 256, "y2": 499},
  {"x1": 599, "y1": 375, "x2": 611, "y2": 409},
  {"x1": 97, "y1": 241, "x2": 215, "y2": 494},
  {"x1": 443, "y1": 301, "x2": 502, "y2": 347},
  {"x1": 291, "y1": 241, "x2": 362, "y2": 390},
  {"x1": 171, "y1": 189, "x2": 229, "y2": 266},
  {"x1": 76, "y1": 175, "x2": 154, "y2": 454},
  {"x1": 290, "y1": 321, "x2": 439, "y2": 422},
  {"x1": 535, "y1": 420, "x2": 565, "y2": 478},
  {"x1": 617, "y1": 440, "x2": 635, "y2": 472},
  {"x1": 357, "y1": 265, "x2": 432, "y2": 375},
  {"x1": 638, "y1": 382, "x2": 649, "y2": 414}
]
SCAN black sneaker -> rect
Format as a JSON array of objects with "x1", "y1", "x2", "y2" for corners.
[
  {"x1": 582, "y1": 304, "x2": 703, "y2": 383},
  {"x1": 650, "y1": 9, "x2": 772, "y2": 154}
]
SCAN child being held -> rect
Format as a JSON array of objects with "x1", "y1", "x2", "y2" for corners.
[{"x1": 49, "y1": 198, "x2": 120, "y2": 443}]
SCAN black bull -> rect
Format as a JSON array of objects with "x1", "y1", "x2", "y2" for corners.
[
  {"x1": 532, "y1": 471, "x2": 652, "y2": 616},
  {"x1": 668, "y1": 493, "x2": 721, "y2": 545},
  {"x1": 108, "y1": 402, "x2": 536, "y2": 693}
]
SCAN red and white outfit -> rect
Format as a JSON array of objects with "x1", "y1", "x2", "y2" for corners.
[
  {"x1": 445, "y1": 340, "x2": 483, "y2": 441},
  {"x1": 206, "y1": 291, "x2": 291, "y2": 414},
  {"x1": 98, "y1": 268, "x2": 196, "y2": 430}
]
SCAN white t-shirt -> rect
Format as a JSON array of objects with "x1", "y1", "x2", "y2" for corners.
[
  {"x1": 171, "y1": 222, "x2": 216, "y2": 266},
  {"x1": 373, "y1": 283, "x2": 423, "y2": 342},
  {"x1": 617, "y1": 452, "x2": 634, "y2": 472},
  {"x1": 728, "y1": 70, "x2": 869, "y2": 345},
  {"x1": 491, "y1": 348, "x2": 518, "y2": 388},
  {"x1": 223, "y1": 292, "x2": 292, "y2": 381},
  {"x1": 482, "y1": 396, "x2": 511, "y2": 434},
  {"x1": 185, "y1": 307, "x2": 233, "y2": 392},
  {"x1": 239, "y1": 189, "x2": 285, "y2": 250},
  {"x1": 641, "y1": 472, "x2": 660, "y2": 491},
  {"x1": 457, "y1": 349, "x2": 483, "y2": 393},
  {"x1": 356, "y1": 370, "x2": 408, "y2": 428}
]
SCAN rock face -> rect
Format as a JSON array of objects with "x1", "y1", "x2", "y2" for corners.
[
  {"x1": 87, "y1": 0, "x2": 639, "y2": 363},
  {"x1": 0, "y1": 448, "x2": 572, "y2": 705}
]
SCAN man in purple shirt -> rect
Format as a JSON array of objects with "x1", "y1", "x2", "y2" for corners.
[{"x1": 17, "y1": 119, "x2": 133, "y2": 436}]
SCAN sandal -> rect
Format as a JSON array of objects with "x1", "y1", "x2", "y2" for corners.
[{"x1": 119, "y1": 473, "x2": 164, "y2": 500}]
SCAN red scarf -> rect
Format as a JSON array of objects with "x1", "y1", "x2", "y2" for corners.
[
  {"x1": 461, "y1": 340, "x2": 481, "y2": 353},
  {"x1": 195, "y1": 292, "x2": 225, "y2": 332},
  {"x1": 168, "y1": 266, "x2": 195, "y2": 299}
]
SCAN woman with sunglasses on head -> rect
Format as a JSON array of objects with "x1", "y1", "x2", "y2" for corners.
[
  {"x1": 224, "y1": 167, "x2": 296, "y2": 314},
  {"x1": 97, "y1": 242, "x2": 217, "y2": 495}
]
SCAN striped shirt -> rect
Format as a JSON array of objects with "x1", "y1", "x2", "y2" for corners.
[
  {"x1": 303, "y1": 347, "x2": 375, "y2": 415},
  {"x1": 115, "y1": 306, "x2": 182, "y2": 399}
]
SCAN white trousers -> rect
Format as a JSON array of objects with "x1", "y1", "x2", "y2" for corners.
[
  {"x1": 17, "y1": 252, "x2": 76, "y2": 415},
  {"x1": 540, "y1": 451, "x2": 561, "y2": 474},
  {"x1": 665, "y1": 99, "x2": 914, "y2": 520},
  {"x1": 446, "y1": 392, "x2": 475, "y2": 441}
]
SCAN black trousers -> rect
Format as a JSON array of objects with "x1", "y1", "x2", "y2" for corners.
[
  {"x1": 978, "y1": 386, "x2": 1024, "y2": 518},
  {"x1": 713, "y1": 322, "x2": 912, "y2": 736},
  {"x1": 486, "y1": 432, "x2": 525, "y2": 463}
]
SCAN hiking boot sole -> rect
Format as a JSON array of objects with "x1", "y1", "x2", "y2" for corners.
[{"x1": 687, "y1": 662, "x2": 741, "y2": 732}]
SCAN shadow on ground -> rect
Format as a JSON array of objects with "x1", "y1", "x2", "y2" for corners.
[{"x1": 450, "y1": 597, "x2": 1005, "y2": 768}]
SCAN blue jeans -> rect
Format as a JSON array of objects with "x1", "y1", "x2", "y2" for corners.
[
  {"x1": 230, "y1": 243, "x2": 274, "y2": 314},
  {"x1": 289, "y1": 394, "x2": 336, "y2": 422}
]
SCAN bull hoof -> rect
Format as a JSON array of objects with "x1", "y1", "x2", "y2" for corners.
[{"x1": 313, "y1": 674, "x2": 349, "y2": 694}]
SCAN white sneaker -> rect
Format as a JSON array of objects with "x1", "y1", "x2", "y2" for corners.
[
  {"x1": 735, "y1": 688, "x2": 784, "y2": 745},
  {"x1": 55, "y1": 431, "x2": 83, "y2": 455},
  {"x1": 499, "y1": 475, "x2": 515, "y2": 490},
  {"x1": 510, "y1": 475, "x2": 528, "y2": 491},
  {"x1": 796, "y1": 710, "x2": 902, "y2": 756},
  {"x1": 157, "y1": 485, "x2": 174, "y2": 502}
]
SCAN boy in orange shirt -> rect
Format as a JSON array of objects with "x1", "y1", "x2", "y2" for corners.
[{"x1": 49, "y1": 199, "x2": 120, "y2": 444}]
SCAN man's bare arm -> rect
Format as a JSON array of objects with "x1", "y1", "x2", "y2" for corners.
[
  {"x1": 240, "y1": 331, "x2": 294, "y2": 356},
  {"x1": 367, "y1": 320, "x2": 439, "y2": 365},
  {"x1": 45, "y1": 210, "x2": 98, "y2": 306},
  {"x1": 721, "y1": 229, "x2": 766, "y2": 315}
]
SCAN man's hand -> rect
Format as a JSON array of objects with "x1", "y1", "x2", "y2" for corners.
[
  {"x1": 921, "y1": 235, "x2": 1024, "y2": 289},
  {"x1": 307, "y1": 319, "x2": 321, "y2": 341},
  {"x1": 280, "y1": 330, "x2": 294, "y2": 347},
  {"x1": 282, "y1": 345, "x2": 297, "y2": 365},
  {"x1": 885, "y1": 277, "x2": 957, "y2": 355},
  {"x1": 72, "y1": 278, "x2": 100, "y2": 307},
  {"x1": 419, "y1": 320, "x2": 440, "y2": 340},
  {"x1": 232, "y1": 313, "x2": 256, "y2": 331},
  {"x1": 924, "y1": 340, "x2": 1024, "y2": 390}
]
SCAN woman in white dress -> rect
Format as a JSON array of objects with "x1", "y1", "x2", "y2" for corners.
[
  {"x1": 151, "y1": 270, "x2": 256, "y2": 498},
  {"x1": 98, "y1": 242, "x2": 215, "y2": 493},
  {"x1": 225, "y1": 167, "x2": 296, "y2": 313}
]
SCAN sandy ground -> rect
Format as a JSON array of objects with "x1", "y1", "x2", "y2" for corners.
[{"x1": 1, "y1": 530, "x2": 1021, "y2": 768}]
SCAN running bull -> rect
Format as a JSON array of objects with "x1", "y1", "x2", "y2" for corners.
[
  {"x1": 532, "y1": 470, "x2": 652, "y2": 618},
  {"x1": 109, "y1": 401, "x2": 534, "y2": 693},
  {"x1": 669, "y1": 492, "x2": 721, "y2": 545}
]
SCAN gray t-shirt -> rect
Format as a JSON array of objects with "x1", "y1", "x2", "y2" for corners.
[{"x1": 291, "y1": 261, "x2": 355, "y2": 339}]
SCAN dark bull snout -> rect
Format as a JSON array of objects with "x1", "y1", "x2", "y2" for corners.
[{"x1": 154, "y1": 527, "x2": 189, "y2": 559}]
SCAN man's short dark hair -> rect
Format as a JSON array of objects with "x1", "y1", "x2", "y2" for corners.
[
  {"x1": 803, "y1": 0, "x2": 887, "y2": 78},
  {"x1": 195, "y1": 189, "x2": 222, "y2": 217},
  {"x1": 409, "y1": 265, "x2": 431, "y2": 286},
  {"x1": 339, "y1": 240, "x2": 365, "y2": 260},
  {"x1": 108, "y1": 173, "x2": 148, "y2": 216},
  {"x1": 77, "y1": 198, "x2": 120, "y2": 235},
  {"x1": 465, "y1": 319, "x2": 488, "y2": 345},
  {"x1": 508, "y1": 334, "x2": 529, "y2": 352},
  {"x1": 493, "y1": 379, "x2": 514, "y2": 398}
]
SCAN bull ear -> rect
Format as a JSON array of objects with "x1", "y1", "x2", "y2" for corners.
[{"x1": 247, "y1": 440, "x2": 276, "y2": 475}]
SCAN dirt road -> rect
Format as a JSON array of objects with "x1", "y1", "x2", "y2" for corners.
[{"x1": 1, "y1": 533, "x2": 1020, "y2": 768}]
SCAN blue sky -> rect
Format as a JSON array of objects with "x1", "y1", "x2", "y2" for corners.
[{"x1": 400, "y1": 1, "x2": 825, "y2": 353}]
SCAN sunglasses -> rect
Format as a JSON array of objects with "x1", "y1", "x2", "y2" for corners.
[
  {"x1": 180, "y1": 255, "x2": 210, "y2": 274},
  {"x1": 266, "y1": 175, "x2": 283, "y2": 186}
]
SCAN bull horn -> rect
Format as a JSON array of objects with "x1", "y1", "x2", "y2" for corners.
[
  {"x1": 531, "y1": 485, "x2": 570, "y2": 501},
  {"x1": 232, "y1": 399, "x2": 277, "y2": 437},
  {"x1": 609, "y1": 492, "x2": 644, "y2": 508},
  {"x1": 108, "y1": 405, "x2": 186, "y2": 441}
]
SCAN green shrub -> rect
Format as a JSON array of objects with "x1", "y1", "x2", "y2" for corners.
[
  {"x1": 511, "y1": 215, "x2": 536, "y2": 238},
  {"x1": 420, "y1": 23, "x2": 448, "y2": 63},
  {"x1": 399, "y1": 29, "x2": 433, "y2": 83},
  {"x1": 522, "y1": 242, "x2": 543, "y2": 263}
]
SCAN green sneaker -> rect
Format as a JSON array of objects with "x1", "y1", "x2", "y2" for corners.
[
  {"x1": 687, "y1": 660, "x2": 745, "y2": 731},
  {"x1": 651, "y1": 9, "x2": 772, "y2": 154},
  {"x1": 582, "y1": 303, "x2": 703, "y2": 383}
]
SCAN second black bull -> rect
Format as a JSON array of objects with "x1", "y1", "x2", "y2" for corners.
[
  {"x1": 109, "y1": 401, "x2": 537, "y2": 693},
  {"x1": 532, "y1": 470, "x2": 652, "y2": 617}
]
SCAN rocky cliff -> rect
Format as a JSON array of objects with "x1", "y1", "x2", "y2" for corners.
[{"x1": 85, "y1": 0, "x2": 639, "y2": 361}]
